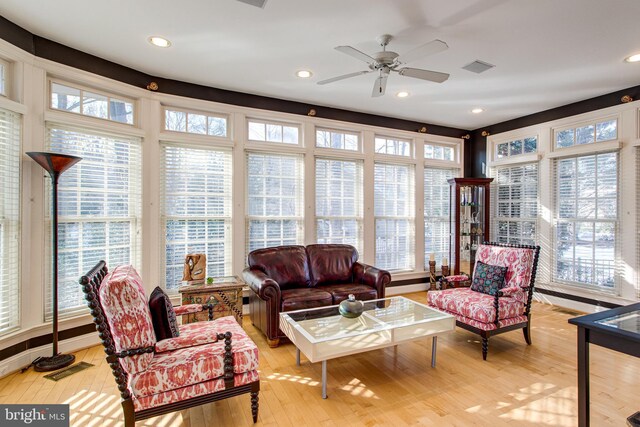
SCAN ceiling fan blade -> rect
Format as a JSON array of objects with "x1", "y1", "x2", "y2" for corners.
[
  {"x1": 395, "y1": 39, "x2": 448, "y2": 65},
  {"x1": 335, "y1": 46, "x2": 376, "y2": 64},
  {"x1": 398, "y1": 67, "x2": 450, "y2": 83},
  {"x1": 372, "y1": 75, "x2": 388, "y2": 97},
  {"x1": 317, "y1": 70, "x2": 371, "y2": 85}
]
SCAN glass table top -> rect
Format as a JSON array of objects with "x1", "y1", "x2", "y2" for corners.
[
  {"x1": 595, "y1": 310, "x2": 640, "y2": 334},
  {"x1": 280, "y1": 296, "x2": 452, "y2": 344}
]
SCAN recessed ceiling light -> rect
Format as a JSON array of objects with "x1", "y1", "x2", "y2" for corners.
[
  {"x1": 148, "y1": 36, "x2": 171, "y2": 48},
  {"x1": 396, "y1": 91, "x2": 409, "y2": 98},
  {"x1": 296, "y1": 70, "x2": 312, "y2": 78},
  {"x1": 471, "y1": 108, "x2": 484, "y2": 114},
  {"x1": 624, "y1": 53, "x2": 640, "y2": 63}
]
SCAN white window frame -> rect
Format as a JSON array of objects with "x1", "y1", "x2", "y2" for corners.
[
  {"x1": 423, "y1": 166, "x2": 459, "y2": 268},
  {"x1": 374, "y1": 135, "x2": 413, "y2": 158},
  {"x1": 0, "y1": 58, "x2": 9, "y2": 98},
  {"x1": 163, "y1": 106, "x2": 229, "y2": 139},
  {"x1": 552, "y1": 116, "x2": 618, "y2": 151},
  {"x1": 315, "y1": 127, "x2": 361, "y2": 152},
  {"x1": 494, "y1": 136, "x2": 538, "y2": 161},
  {"x1": 49, "y1": 79, "x2": 136, "y2": 125},
  {"x1": 424, "y1": 141, "x2": 458, "y2": 164}
]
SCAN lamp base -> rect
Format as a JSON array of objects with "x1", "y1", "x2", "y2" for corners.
[{"x1": 33, "y1": 353, "x2": 76, "y2": 372}]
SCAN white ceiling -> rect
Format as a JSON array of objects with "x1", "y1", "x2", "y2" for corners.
[{"x1": 2, "y1": 0, "x2": 640, "y2": 130}]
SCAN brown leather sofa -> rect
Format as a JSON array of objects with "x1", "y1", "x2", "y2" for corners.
[{"x1": 243, "y1": 244, "x2": 391, "y2": 347}]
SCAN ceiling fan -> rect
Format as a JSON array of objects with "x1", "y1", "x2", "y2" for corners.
[{"x1": 318, "y1": 34, "x2": 450, "y2": 97}]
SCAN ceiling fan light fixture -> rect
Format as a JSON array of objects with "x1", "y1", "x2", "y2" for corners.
[
  {"x1": 296, "y1": 70, "x2": 312, "y2": 78},
  {"x1": 624, "y1": 53, "x2": 640, "y2": 63},
  {"x1": 396, "y1": 91, "x2": 410, "y2": 98},
  {"x1": 148, "y1": 36, "x2": 171, "y2": 48},
  {"x1": 471, "y1": 108, "x2": 484, "y2": 114}
]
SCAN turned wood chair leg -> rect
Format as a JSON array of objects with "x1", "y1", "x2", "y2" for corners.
[
  {"x1": 482, "y1": 337, "x2": 489, "y2": 360},
  {"x1": 251, "y1": 391, "x2": 259, "y2": 423},
  {"x1": 523, "y1": 323, "x2": 532, "y2": 345}
]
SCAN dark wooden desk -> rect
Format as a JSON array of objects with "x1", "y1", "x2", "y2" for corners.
[{"x1": 568, "y1": 303, "x2": 640, "y2": 427}]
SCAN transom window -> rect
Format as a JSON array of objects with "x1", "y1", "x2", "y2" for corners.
[
  {"x1": 0, "y1": 59, "x2": 7, "y2": 96},
  {"x1": 164, "y1": 108, "x2": 227, "y2": 137},
  {"x1": 424, "y1": 143, "x2": 455, "y2": 161},
  {"x1": 316, "y1": 128, "x2": 359, "y2": 151},
  {"x1": 50, "y1": 81, "x2": 135, "y2": 125},
  {"x1": 555, "y1": 152, "x2": 617, "y2": 290},
  {"x1": 248, "y1": 119, "x2": 299, "y2": 144},
  {"x1": 555, "y1": 119, "x2": 617, "y2": 149},
  {"x1": 375, "y1": 136, "x2": 412, "y2": 157},
  {"x1": 496, "y1": 136, "x2": 537, "y2": 159}
]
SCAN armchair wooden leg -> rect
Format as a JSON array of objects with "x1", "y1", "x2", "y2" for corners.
[
  {"x1": 481, "y1": 337, "x2": 489, "y2": 361},
  {"x1": 251, "y1": 391, "x2": 259, "y2": 423},
  {"x1": 122, "y1": 400, "x2": 135, "y2": 427},
  {"x1": 523, "y1": 323, "x2": 532, "y2": 345}
]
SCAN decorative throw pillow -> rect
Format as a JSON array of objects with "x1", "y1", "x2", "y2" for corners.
[
  {"x1": 148, "y1": 286, "x2": 180, "y2": 341},
  {"x1": 471, "y1": 261, "x2": 508, "y2": 296}
]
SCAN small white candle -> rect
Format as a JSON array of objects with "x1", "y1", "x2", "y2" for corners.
[
  {"x1": 429, "y1": 253, "x2": 435, "y2": 262},
  {"x1": 442, "y1": 258, "x2": 448, "y2": 267}
]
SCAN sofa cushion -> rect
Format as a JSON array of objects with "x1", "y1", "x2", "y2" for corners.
[
  {"x1": 471, "y1": 261, "x2": 508, "y2": 296},
  {"x1": 427, "y1": 288, "x2": 524, "y2": 323},
  {"x1": 281, "y1": 288, "x2": 333, "y2": 311},
  {"x1": 149, "y1": 286, "x2": 180, "y2": 341},
  {"x1": 99, "y1": 265, "x2": 156, "y2": 375},
  {"x1": 307, "y1": 244, "x2": 358, "y2": 287},
  {"x1": 317, "y1": 283, "x2": 378, "y2": 304},
  {"x1": 129, "y1": 316, "x2": 259, "y2": 399},
  {"x1": 247, "y1": 245, "x2": 310, "y2": 289}
]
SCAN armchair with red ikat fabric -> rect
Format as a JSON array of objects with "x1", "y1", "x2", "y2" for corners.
[{"x1": 427, "y1": 242, "x2": 540, "y2": 360}]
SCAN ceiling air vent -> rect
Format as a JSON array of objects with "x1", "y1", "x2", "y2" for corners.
[
  {"x1": 236, "y1": 0, "x2": 268, "y2": 8},
  {"x1": 462, "y1": 60, "x2": 495, "y2": 74}
]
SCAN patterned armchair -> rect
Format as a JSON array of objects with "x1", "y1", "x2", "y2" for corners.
[
  {"x1": 79, "y1": 262, "x2": 260, "y2": 427},
  {"x1": 427, "y1": 242, "x2": 540, "y2": 360}
]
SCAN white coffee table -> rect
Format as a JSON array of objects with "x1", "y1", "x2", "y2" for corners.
[{"x1": 279, "y1": 296, "x2": 455, "y2": 398}]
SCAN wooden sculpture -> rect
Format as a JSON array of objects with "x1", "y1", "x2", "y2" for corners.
[{"x1": 183, "y1": 253, "x2": 206, "y2": 284}]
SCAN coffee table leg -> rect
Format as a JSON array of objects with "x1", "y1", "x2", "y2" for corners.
[
  {"x1": 322, "y1": 360, "x2": 327, "y2": 399},
  {"x1": 296, "y1": 348, "x2": 300, "y2": 366},
  {"x1": 431, "y1": 336, "x2": 437, "y2": 368}
]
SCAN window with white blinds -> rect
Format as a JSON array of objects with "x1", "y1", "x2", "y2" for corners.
[
  {"x1": 47, "y1": 125, "x2": 142, "y2": 318},
  {"x1": 374, "y1": 163, "x2": 415, "y2": 271},
  {"x1": 0, "y1": 108, "x2": 21, "y2": 335},
  {"x1": 554, "y1": 152, "x2": 617, "y2": 290},
  {"x1": 315, "y1": 158, "x2": 363, "y2": 251},
  {"x1": 161, "y1": 145, "x2": 233, "y2": 291},
  {"x1": 246, "y1": 152, "x2": 304, "y2": 254},
  {"x1": 424, "y1": 167, "x2": 456, "y2": 267},
  {"x1": 493, "y1": 163, "x2": 538, "y2": 245}
]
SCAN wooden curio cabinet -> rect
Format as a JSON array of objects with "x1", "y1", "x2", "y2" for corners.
[{"x1": 448, "y1": 178, "x2": 493, "y2": 277}]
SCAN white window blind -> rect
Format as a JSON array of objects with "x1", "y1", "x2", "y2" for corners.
[
  {"x1": 315, "y1": 158, "x2": 363, "y2": 251},
  {"x1": 161, "y1": 145, "x2": 233, "y2": 291},
  {"x1": 47, "y1": 125, "x2": 142, "y2": 318},
  {"x1": 0, "y1": 108, "x2": 21, "y2": 335},
  {"x1": 554, "y1": 152, "x2": 617, "y2": 290},
  {"x1": 492, "y1": 163, "x2": 538, "y2": 245},
  {"x1": 246, "y1": 152, "x2": 304, "y2": 254},
  {"x1": 374, "y1": 163, "x2": 415, "y2": 271},
  {"x1": 424, "y1": 167, "x2": 456, "y2": 267}
]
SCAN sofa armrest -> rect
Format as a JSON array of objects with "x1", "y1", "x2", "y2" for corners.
[
  {"x1": 353, "y1": 262, "x2": 391, "y2": 298},
  {"x1": 497, "y1": 286, "x2": 521, "y2": 297},
  {"x1": 173, "y1": 304, "x2": 204, "y2": 316},
  {"x1": 243, "y1": 267, "x2": 281, "y2": 301}
]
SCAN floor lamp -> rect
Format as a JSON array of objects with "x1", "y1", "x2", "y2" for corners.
[{"x1": 28, "y1": 152, "x2": 82, "y2": 372}]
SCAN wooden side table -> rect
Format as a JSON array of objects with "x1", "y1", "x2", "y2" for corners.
[{"x1": 178, "y1": 276, "x2": 245, "y2": 325}]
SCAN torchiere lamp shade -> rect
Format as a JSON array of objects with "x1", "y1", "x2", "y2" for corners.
[{"x1": 27, "y1": 152, "x2": 81, "y2": 176}]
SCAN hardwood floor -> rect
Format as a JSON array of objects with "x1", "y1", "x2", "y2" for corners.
[{"x1": 0, "y1": 293, "x2": 637, "y2": 426}]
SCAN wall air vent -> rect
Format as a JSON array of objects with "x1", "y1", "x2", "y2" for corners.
[
  {"x1": 462, "y1": 60, "x2": 495, "y2": 74},
  {"x1": 236, "y1": 0, "x2": 268, "y2": 8}
]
